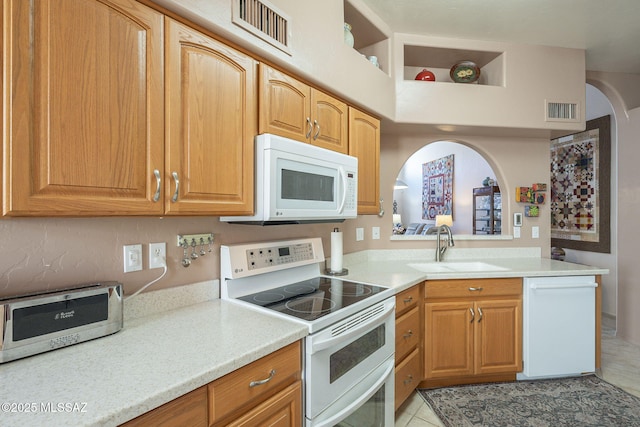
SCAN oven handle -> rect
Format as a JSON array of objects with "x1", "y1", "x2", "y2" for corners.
[
  {"x1": 312, "y1": 358, "x2": 394, "y2": 427},
  {"x1": 310, "y1": 300, "x2": 395, "y2": 353}
]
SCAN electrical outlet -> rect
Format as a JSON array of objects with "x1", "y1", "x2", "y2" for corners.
[
  {"x1": 149, "y1": 242, "x2": 167, "y2": 269},
  {"x1": 372, "y1": 227, "x2": 380, "y2": 240},
  {"x1": 513, "y1": 226, "x2": 521, "y2": 238},
  {"x1": 356, "y1": 228, "x2": 364, "y2": 241},
  {"x1": 123, "y1": 244, "x2": 143, "y2": 273}
]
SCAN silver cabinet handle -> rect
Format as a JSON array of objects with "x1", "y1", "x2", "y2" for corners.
[
  {"x1": 403, "y1": 296, "x2": 414, "y2": 304},
  {"x1": 305, "y1": 117, "x2": 313, "y2": 138},
  {"x1": 403, "y1": 374, "x2": 413, "y2": 385},
  {"x1": 469, "y1": 287, "x2": 484, "y2": 292},
  {"x1": 403, "y1": 330, "x2": 413, "y2": 339},
  {"x1": 478, "y1": 307, "x2": 483, "y2": 322},
  {"x1": 470, "y1": 307, "x2": 475, "y2": 323},
  {"x1": 171, "y1": 172, "x2": 179, "y2": 202},
  {"x1": 249, "y1": 369, "x2": 276, "y2": 388},
  {"x1": 313, "y1": 119, "x2": 320, "y2": 140},
  {"x1": 152, "y1": 169, "x2": 161, "y2": 202}
]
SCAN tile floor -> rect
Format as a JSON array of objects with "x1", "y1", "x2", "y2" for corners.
[{"x1": 395, "y1": 325, "x2": 640, "y2": 427}]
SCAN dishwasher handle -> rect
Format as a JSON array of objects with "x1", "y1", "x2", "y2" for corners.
[{"x1": 530, "y1": 282, "x2": 598, "y2": 290}]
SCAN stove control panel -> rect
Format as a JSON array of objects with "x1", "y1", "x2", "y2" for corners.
[
  {"x1": 220, "y1": 238, "x2": 324, "y2": 279},
  {"x1": 246, "y1": 242, "x2": 315, "y2": 270}
]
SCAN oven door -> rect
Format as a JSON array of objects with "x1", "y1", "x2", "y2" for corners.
[
  {"x1": 308, "y1": 355, "x2": 394, "y2": 427},
  {"x1": 305, "y1": 297, "x2": 395, "y2": 421}
]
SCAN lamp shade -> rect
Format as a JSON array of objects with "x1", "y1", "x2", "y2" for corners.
[
  {"x1": 394, "y1": 179, "x2": 408, "y2": 189},
  {"x1": 435, "y1": 214, "x2": 453, "y2": 227}
]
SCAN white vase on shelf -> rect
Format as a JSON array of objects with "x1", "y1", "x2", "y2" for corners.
[{"x1": 344, "y1": 22, "x2": 354, "y2": 48}]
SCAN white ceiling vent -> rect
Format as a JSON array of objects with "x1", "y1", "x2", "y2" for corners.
[
  {"x1": 545, "y1": 101, "x2": 580, "y2": 122},
  {"x1": 232, "y1": 0, "x2": 291, "y2": 55}
]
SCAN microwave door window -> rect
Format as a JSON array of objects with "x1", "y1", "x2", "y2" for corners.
[
  {"x1": 281, "y1": 169, "x2": 334, "y2": 202},
  {"x1": 276, "y1": 159, "x2": 339, "y2": 210}
]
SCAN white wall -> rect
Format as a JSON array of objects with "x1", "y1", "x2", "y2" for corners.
[
  {"x1": 561, "y1": 84, "x2": 618, "y2": 321},
  {"x1": 585, "y1": 72, "x2": 640, "y2": 345}
]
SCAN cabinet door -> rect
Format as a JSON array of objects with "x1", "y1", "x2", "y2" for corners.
[
  {"x1": 165, "y1": 20, "x2": 256, "y2": 215},
  {"x1": 474, "y1": 299, "x2": 523, "y2": 374},
  {"x1": 4, "y1": 0, "x2": 164, "y2": 216},
  {"x1": 424, "y1": 301, "x2": 474, "y2": 379},
  {"x1": 348, "y1": 107, "x2": 380, "y2": 215},
  {"x1": 309, "y1": 90, "x2": 348, "y2": 153},
  {"x1": 259, "y1": 64, "x2": 311, "y2": 142}
]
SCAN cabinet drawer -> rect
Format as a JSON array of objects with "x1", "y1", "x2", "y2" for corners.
[
  {"x1": 425, "y1": 278, "x2": 522, "y2": 299},
  {"x1": 225, "y1": 381, "x2": 302, "y2": 427},
  {"x1": 395, "y1": 348, "x2": 421, "y2": 411},
  {"x1": 396, "y1": 286, "x2": 420, "y2": 316},
  {"x1": 395, "y1": 306, "x2": 420, "y2": 361},
  {"x1": 121, "y1": 386, "x2": 207, "y2": 427},
  {"x1": 208, "y1": 342, "x2": 301, "y2": 424}
]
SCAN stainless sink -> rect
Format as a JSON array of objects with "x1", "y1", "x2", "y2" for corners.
[{"x1": 408, "y1": 261, "x2": 509, "y2": 273}]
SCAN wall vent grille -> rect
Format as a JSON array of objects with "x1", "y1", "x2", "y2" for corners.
[
  {"x1": 545, "y1": 101, "x2": 580, "y2": 122},
  {"x1": 232, "y1": 0, "x2": 291, "y2": 55}
]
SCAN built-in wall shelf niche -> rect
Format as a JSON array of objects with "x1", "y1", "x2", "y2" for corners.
[
  {"x1": 404, "y1": 45, "x2": 505, "y2": 86},
  {"x1": 344, "y1": 0, "x2": 390, "y2": 75}
]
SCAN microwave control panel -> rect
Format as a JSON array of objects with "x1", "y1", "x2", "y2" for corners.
[{"x1": 346, "y1": 172, "x2": 357, "y2": 212}]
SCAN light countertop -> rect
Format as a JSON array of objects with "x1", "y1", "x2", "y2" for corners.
[
  {"x1": 0, "y1": 249, "x2": 608, "y2": 426},
  {"x1": 0, "y1": 285, "x2": 308, "y2": 427},
  {"x1": 337, "y1": 247, "x2": 609, "y2": 292}
]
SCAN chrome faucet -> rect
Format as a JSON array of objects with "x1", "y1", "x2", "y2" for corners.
[{"x1": 425, "y1": 224, "x2": 455, "y2": 262}]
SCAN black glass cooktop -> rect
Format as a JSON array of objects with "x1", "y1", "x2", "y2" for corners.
[{"x1": 237, "y1": 277, "x2": 387, "y2": 322}]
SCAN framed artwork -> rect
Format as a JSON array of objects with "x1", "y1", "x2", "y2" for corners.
[
  {"x1": 550, "y1": 115, "x2": 611, "y2": 253},
  {"x1": 422, "y1": 154, "x2": 454, "y2": 220}
]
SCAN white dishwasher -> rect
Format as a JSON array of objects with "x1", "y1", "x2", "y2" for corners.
[{"x1": 518, "y1": 275, "x2": 597, "y2": 380}]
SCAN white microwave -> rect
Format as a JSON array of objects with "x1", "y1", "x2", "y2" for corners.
[{"x1": 222, "y1": 134, "x2": 358, "y2": 224}]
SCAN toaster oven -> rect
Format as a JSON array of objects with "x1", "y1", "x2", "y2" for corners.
[{"x1": 0, "y1": 282, "x2": 123, "y2": 363}]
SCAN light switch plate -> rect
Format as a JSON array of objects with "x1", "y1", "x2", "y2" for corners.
[
  {"x1": 123, "y1": 244, "x2": 143, "y2": 273},
  {"x1": 532, "y1": 226, "x2": 540, "y2": 239},
  {"x1": 356, "y1": 228, "x2": 364, "y2": 241},
  {"x1": 372, "y1": 227, "x2": 380, "y2": 240}
]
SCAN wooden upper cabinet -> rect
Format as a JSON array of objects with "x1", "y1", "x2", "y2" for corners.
[
  {"x1": 348, "y1": 107, "x2": 381, "y2": 215},
  {"x1": 164, "y1": 19, "x2": 256, "y2": 215},
  {"x1": 4, "y1": 0, "x2": 165, "y2": 216},
  {"x1": 310, "y1": 90, "x2": 348, "y2": 153},
  {"x1": 259, "y1": 65, "x2": 311, "y2": 142},
  {"x1": 259, "y1": 64, "x2": 348, "y2": 153}
]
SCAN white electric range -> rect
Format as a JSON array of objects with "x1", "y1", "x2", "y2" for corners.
[{"x1": 221, "y1": 237, "x2": 395, "y2": 427}]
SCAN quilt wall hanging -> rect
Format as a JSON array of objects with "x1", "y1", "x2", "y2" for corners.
[
  {"x1": 550, "y1": 115, "x2": 611, "y2": 253},
  {"x1": 422, "y1": 154, "x2": 454, "y2": 220}
]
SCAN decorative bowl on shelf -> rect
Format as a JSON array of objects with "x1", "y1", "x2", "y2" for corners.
[
  {"x1": 415, "y1": 69, "x2": 436, "y2": 81},
  {"x1": 450, "y1": 61, "x2": 480, "y2": 83}
]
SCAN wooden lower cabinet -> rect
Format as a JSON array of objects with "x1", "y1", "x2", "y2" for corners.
[
  {"x1": 119, "y1": 342, "x2": 302, "y2": 427},
  {"x1": 422, "y1": 278, "x2": 522, "y2": 388},
  {"x1": 225, "y1": 381, "x2": 302, "y2": 427},
  {"x1": 394, "y1": 285, "x2": 423, "y2": 410},
  {"x1": 121, "y1": 387, "x2": 208, "y2": 427}
]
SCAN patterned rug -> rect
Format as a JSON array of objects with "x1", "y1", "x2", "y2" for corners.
[{"x1": 419, "y1": 375, "x2": 640, "y2": 427}]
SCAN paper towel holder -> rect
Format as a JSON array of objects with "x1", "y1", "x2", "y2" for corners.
[{"x1": 326, "y1": 227, "x2": 348, "y2": 276}]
